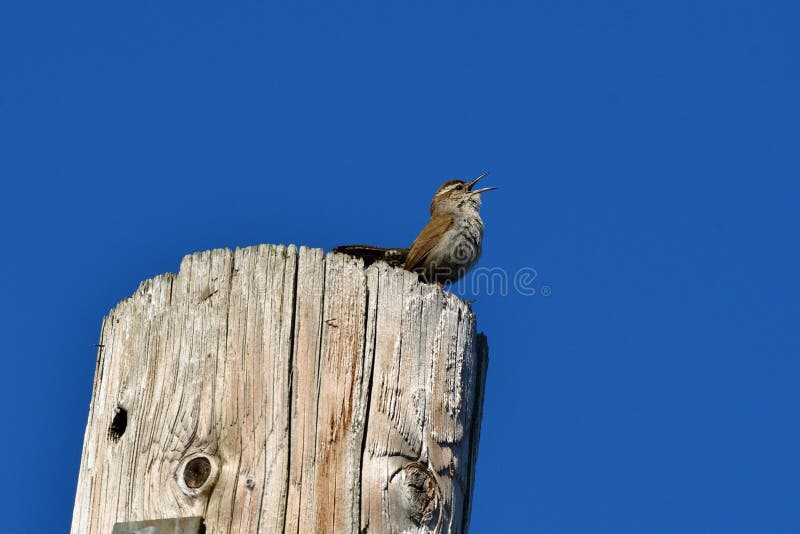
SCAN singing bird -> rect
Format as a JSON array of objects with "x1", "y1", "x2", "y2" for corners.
[{"x1": 335, "y1": 173, "x2": 495, "y2": 284}]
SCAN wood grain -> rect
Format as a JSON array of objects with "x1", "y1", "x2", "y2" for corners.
[{"x1": 72, "y1": 244, "x2": 488, "y2": 533}]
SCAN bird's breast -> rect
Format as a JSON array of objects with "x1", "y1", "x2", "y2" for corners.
[{"x1": 429, "y1": 214, "x2": 484, "y2": 270}]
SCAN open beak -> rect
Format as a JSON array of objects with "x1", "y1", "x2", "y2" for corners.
[{"x1": 467, "y1": 172, "x2": 496, "y2": 195}]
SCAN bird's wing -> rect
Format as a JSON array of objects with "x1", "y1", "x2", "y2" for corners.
[{"x1": 404, "y1": 213, "x2": 455, "y2": 271}]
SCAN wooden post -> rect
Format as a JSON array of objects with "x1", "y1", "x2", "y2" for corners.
[{"x1": 72, "y1": 244, "x2": 488, "y2": 533}]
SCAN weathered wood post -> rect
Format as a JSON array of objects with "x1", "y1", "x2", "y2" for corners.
[{"x1": 72, "y1": 244, "x2": 488, "y2": 533}]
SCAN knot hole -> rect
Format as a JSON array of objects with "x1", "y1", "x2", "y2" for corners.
[{"x1": 177, "y1": 454, "x2": 219, "y2": 496}]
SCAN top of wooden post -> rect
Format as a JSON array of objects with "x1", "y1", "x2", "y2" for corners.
[{"x1": 72, "y1": 244, "x2": 488, "y2": 534}]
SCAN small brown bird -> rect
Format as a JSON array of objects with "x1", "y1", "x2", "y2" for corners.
[{"x1": 335, "y1": 172, "x2": 495, "y2": 284}]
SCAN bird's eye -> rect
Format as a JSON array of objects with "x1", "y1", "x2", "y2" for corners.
[{"x1": 455, "y1": 184, "x2": 463, "y2": 190}]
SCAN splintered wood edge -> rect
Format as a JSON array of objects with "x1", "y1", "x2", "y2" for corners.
[{"x1": 114, "y1": 245, "x2": 481, "y2": 323}]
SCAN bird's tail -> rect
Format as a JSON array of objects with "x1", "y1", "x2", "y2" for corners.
[{"x1": 332, "y1": 245, "x2": 409, "y2": 268}]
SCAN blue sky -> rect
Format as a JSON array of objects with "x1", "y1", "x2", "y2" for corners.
[{"x1": 1, "y1": 2, "x2": 798, "y2": 532}]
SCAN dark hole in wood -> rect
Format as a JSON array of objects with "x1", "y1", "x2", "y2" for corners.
[
  {"x1": 108, "y1": 407, "x2": 127, "y2": 441},
  {"x1": 184, "y1": 457, "x2": 212, "y2": 489}
]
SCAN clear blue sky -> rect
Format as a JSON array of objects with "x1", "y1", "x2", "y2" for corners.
[{"x1": 1, "y1": 2, "x2": 798, "y2": 532}]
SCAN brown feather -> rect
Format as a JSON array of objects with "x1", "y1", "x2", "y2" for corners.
[
  {"x1": 438, "y1": 179, "x2": 464, "y2": 189},
  {"x1": 404, "y1": 212, "x2": 455, "y2": 272}
]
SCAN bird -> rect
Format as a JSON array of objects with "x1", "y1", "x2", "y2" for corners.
[{"x1": 334, "y1": 172, "x2": 495, "y2": 284}]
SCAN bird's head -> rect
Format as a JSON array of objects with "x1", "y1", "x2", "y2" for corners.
[{"x1": 429, "y1": 172, "x2": 496, "y2": 214}]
